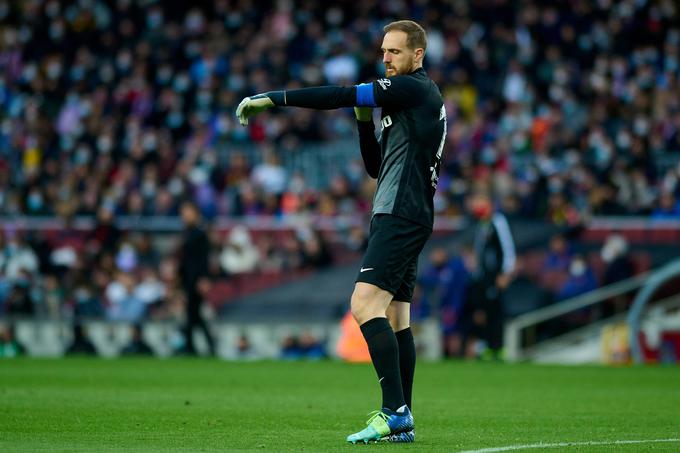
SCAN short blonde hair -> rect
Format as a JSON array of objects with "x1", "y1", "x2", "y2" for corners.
[{"x1": 383, "y1": 20, "x2": 427, "y2": 51}]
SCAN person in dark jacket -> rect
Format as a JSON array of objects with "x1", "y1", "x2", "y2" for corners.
[
  {"x1": 177, "y1": 201, "x2": 215, "y2": 356},
  {"x1": 466, "y1": 192, "x2": 516, "y2": 359}
]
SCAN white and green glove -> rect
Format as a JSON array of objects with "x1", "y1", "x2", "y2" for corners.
[
  {"x1": 354, "y1": 107, "x2": 373, "y2": 122},
  {"x1": 236, "y1": 94, "x2": 275, "y2": 126}
]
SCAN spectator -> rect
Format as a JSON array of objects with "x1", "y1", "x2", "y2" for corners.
[
  {"x1": 120, "y1": 324, "x2": 154, "y2": 356},
  {"x1": 219, "y1": 226, "x2": 259, "y2": 276},
  {"x1": 255, "y1": 235, "x2": 285, "y2": 273},
  {"x1": 49, "y1": 243, "x2": 78, "y2": 276},
  {"x1": 115, "y1": 240, "x2": 138, "y2": 273},
  {"x1": 416, "y1": 247, "x2": 471, "y2": 357},
  {"x1": 237, "y1": 334, "x2": 257, "y2": 360},
  {"x1": 280, "y1": 335, "x2": 302, "y2": 360},
  {"x1": 0, "y1": 324, "x2": 23, "y2": 358},
  {"x1": 344, "y1": 225, "x2": 368, "y2": 252},
  {"x1": 416, "y1": 248, "x2": 448, "y2": 319},
  {"x1": 43, "y1": 275, "x2": 65, "y2": 319},
  {"x1": 651, "y1": 192, "x2": 680, "y2": 219},
  {"x1": 72, "y1": 282, "x2": 103, "y2": 319},
  {"x1": 601, "y1": 235, "x2": 636, "y2": 286},
  {"x1": 4, "y1": 272, "x2": 36, "y2": 316},
  {"x1": 442, "y1": 249, "x2": 474, "y2": 358},
  {"x1": 251, "y1": 150, "x2": 287, "y2": 197},
  {"x1": 105, "y1": 272, "x2": 145, "y2": 322},
  {"x1": 134, "y1": 267, "x2": 166, "y2": 308},
  {"x1": 89, "y1": 208, "x2": 121, "y2": 254},
  {"x1": 601, "y1": 234, "x2": 636, "y2": 316},
  {"x1": 299, "y1": 332, "x2": 326, "y2": 360},
  {"x1": 556, "y1": 255, "x2": 598, "y2": 302},
  {"x1": 65, "y1": 324, "x2": 97, "y2": 356},
  {"x1": 543, "y1": 234, "x2": 573, "y2": 272},
  {"x1": 0, "y1": 236, "x2": 39, "y2": 283},
  {"x1": 135, "y1": 234, "x2": 161, "y2": 269},
  {"x1": 299, "y1": 229, "x2": 333, "y2": 269}
]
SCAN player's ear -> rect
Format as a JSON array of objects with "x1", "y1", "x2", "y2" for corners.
[{"x1": 414, "y1": 48, "x2": 424, "y2": 64}]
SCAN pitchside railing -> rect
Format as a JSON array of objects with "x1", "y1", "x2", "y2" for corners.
[
  {"x1": 628, "y1": 259, "x2": 680, "y2": 364},
  {"x1": 505, "y1": 258, "x2": 680, "y2": 362}
]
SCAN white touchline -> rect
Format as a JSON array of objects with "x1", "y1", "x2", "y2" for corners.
[{"x1": 458, "y1": 438, "x2": 680, "y2": 453}]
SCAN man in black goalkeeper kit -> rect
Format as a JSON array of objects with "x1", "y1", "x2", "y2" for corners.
[{"x1": 237, "y1": 20, "x2": 446, "y2": 444}]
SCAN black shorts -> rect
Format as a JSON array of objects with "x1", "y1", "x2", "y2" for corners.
[{"x1": 356, "y1": 214, "x2": 432, "y2": 302}]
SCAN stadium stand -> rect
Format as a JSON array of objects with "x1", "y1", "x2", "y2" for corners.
[{"x1": 1, "y1": 0, "x2": 680, "y2": 359}]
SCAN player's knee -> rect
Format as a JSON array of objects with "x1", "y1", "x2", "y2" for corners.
[
  {"x1": 350, "y1": 288, "x2": 380, "y2": 324},
  {"x1": 387, "y1": 316, "x2": 408, "y2": 332},
  {"x1": 351, "y1": 282, "x2": 394, "y2": 324},
  {"x1": 350, "y1": 293, "x2": 370, "y2": 324},
  {"x1": 387, "y1": 302, "x2": 411, "y2": 331}
]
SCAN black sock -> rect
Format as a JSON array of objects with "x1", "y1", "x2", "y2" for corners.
[
  {"x1": 395, "y1": 327, "x2": 416, "y2": 409},
  {"x1": 360, "y1": 317, "x2": 405, "y2": 411}
]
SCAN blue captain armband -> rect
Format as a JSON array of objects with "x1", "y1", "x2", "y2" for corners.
[{"x1": 356, "y1": 83, "x2": 377, "y2": 107}]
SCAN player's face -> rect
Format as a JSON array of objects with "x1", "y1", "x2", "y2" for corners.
[{"x1": 381, "y1": 31, "x2": 421, "y2": 77}]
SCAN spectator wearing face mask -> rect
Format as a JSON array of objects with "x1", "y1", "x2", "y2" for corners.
[{"x1": 556, "y1": 255, "x2": 598, "y2": 302}]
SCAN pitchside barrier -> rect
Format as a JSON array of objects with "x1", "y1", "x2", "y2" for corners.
[
  {"x1": 505, "y1": 258, "x2": 680, "y2": 363},
  {"x1": 1, "y1": 318, "x2": 442, "y2": 360}
]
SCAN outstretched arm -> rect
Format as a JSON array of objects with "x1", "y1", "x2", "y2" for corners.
[
  {"x1": 236, "y1": 86, "x2": 357, "y2": 125},
  {"x1": 236, "y1": 75, "x2": 427, "y2": 125}
]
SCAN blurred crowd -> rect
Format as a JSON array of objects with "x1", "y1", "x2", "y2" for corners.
[
  {"x1": 0, "y1": 217, "x2": 346, "y2": 322},
  {"x1": 415, "y1": 233, "x2": 638, "y2": 358},
  {"x1": 1, "y1": 0, "x2": 680, "y2": 330},
  {"x1": 1, "y1": 0, "x2": 680, "y2": 224}
]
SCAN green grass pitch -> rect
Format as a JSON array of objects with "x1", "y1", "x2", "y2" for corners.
[{"x1": 1, "y1": 359, "x2": 679, "y2": 452}]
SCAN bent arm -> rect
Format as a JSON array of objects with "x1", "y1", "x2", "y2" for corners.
[{"x1": 357, "y1": 120, "x2": 381, "y2": 179}]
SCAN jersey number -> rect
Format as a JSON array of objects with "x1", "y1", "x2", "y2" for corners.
[{"x1": 380, "y1": 115, "x2": 392, "y2": 130}]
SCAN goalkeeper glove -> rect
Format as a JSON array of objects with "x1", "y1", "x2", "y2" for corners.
[
  {"x1": 354, "y1": 107, "x2": 373, "y2": 122},
  {"x1": 236, "y1": 94, "x2": 275, "y2": 126}
]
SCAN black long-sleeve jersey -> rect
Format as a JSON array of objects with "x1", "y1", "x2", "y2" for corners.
[{"x1": 265, "y1": 67, "x2": 446, "y2": 229}]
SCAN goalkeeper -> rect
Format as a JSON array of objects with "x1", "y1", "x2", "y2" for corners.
[{"x1": 237, "y1": 19, "x2": 446, "y2": 445}]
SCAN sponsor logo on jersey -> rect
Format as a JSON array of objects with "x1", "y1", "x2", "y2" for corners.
[{"x1": 377, "y1": 78, "x2": 391, "y2": 90}]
